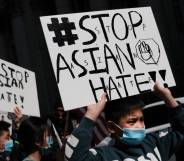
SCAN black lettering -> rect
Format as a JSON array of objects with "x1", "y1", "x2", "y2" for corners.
[
  {"x1": 118, "y1": 82, "x2": 122, "y2": 88},
  {"x1": 14, "y1": 94, "x2": 17, "y2": 104},
  {"x1": 91, "y1": 14, "x2": 110, "y2": 42},
  {"x1": 16, "y1": 71, "x2": 24, "y2": 89},
  {"x1": 115, "y1": 43, "x2": 136, "y2": 71},
  {"x1": 97, "y1": 57, "x2": 102, "y2": 64},
  {"x1": 0, "y1": 93, "x2": 5, "y2": 100},
  {"x1": 0, "y1": 74, "x2": 4, "y2": 87},
  {"x1": 1, "y1": 63, "x2": 8, "y2": 77},
  {"x1": 104, "y1": 44, "x2": 122, "y2": 74},
  {"x1": 83, "y1": 47, "x2": 106, "y2": 74},
  {"x1": 112, "y1": 13, "x2": 128, "y2": 40},
  {"x1": 20, "y1": 95, "x2": 24, "y2": 103},
  {"x1": 8, "y1": 67, "x2": 15, "y2": 78},
  {"x1": 84, "y1": 60, "x2": 88, "y2": 66},
  {"x1": 57, "y1": 53, "x2": 75, "y2": 83},
  {"x1": 128, "y1": 11, "x2": 143, "y2": 38},
  {"x1": 18, "y1": 81, "x2": 24, "y2": 90},
  {"x1": 11, "y1": 78, "x2": 18, "y2": 88},
  {"x1": 95, "y1": 27, "x2": 100, "y2": 35},
  {"x1": 79, "y1": 15, "x2": 97, "y2": 45},
  {"x1": 6, "y1": 92, "x2": 12, "y2": 102},
  {"x1": 116, "y1": 74, "x2": 131, "y2": 97},
  {"x1": 134, "y1": 73, "x2": 151, "y2": 93},
  {"x1": 108, "y1": 76, "x2": 122, "y2": 100},
  {"x1": 71, "y1": 63, "x2": 74, "y2": 69},
  {"x1": 89, "y1": 78, "x2": 109, "y2": 102},
  {"x1": 106, "y1": 26, "x2": 111, "y2": 33},
  {"x1": 20, "y1": 95, "x2": 24, "y2": 108},
  {"x1": 72, "y1": 50, "x2": 87, "y2": 77},
  {"x1": 25, "y1": 71, "x2": 29, "y2": 83},
  {"x1": 4, "y1": 77, "x2": 11, "y2": 88}
]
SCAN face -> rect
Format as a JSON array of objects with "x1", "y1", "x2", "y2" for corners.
[
  {"x1": 35, "y1": 129, "x2": 49, "y2": 149},
  {"x1": 0, "y1": 131, "x2": 10, "y2": 147},
  {"x1": 108, "y1": 108, "x2": 145, "y2": 134},
  {"x1": 55, "y1": 107, "x2": 65, "y2": 119},
  {"x1": 119, "y1": 108, "x2": 144, "y2": 129},
  {"x1": 41, "y1": 129, "x2": 49, "y2": 148}
]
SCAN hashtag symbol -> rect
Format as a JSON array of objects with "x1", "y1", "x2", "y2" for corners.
[{"x1": 47, "y1": 17, "x2": 78, "y2": 47}]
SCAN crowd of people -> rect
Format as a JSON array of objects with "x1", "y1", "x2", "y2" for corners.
[{"x1": 0, "y1": 82, "x2": 183, "y2": 161}]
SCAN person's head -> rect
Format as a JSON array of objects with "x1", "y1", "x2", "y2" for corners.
[
  {"x1": 0, "y1": 121, "x2": 11, "y2": 148},
  {"x1": 105, "y1": 97, "x2": 145, "y2": 145},
  {"x1": 17, "y1": 117, "x2": 49, "y2": 156},
  {"x1": 55, "y1": 107, "x2": 65, "y2": 120}
]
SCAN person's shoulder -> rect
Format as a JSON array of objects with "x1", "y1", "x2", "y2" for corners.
[{"x1": 143, "y1": 133, "x2": 160, "y2": 146}]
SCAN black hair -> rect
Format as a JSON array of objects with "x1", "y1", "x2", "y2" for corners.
[
  {"x1": 10, "y1": 117, "x2": 48, "y2": 161},
  {"x1": 0, "y1": 121, "x2": 11, "y2": 136},
  {"x1": 18, "y1": 117, "x2": 48, "y2": 155},
  {"x1": 104, "y1": 96, "x2": 145, "y2": 124}
]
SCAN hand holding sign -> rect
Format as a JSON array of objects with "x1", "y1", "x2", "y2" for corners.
[
  {"x1": 14, "y1": 107, "x2": 22, "y2": 120},
  {"x1": 85, "y1": 93, "x2": 107, "y2": 121},
  {"x1": 153, "y1": 82, "x2": 178, "y2": 108}
]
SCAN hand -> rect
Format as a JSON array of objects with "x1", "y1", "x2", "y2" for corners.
[
  {"x1": 154, "y1": 82, "x2": 178, "y2": 108},
  {"x1": 14, "y1": 107, "x2": 23, "y2": 121},
  {"x1": 85, "y1": 93, "x2": 107, "y2": 121}
]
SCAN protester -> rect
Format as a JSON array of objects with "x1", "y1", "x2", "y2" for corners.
[
  {"x1": 0, "y1": 121, "x2": 13, "y2": 161},
  {"x1": 51, "y1": 107, "x2": 73, "y2": 142},
  {"x1": 8, "y1": 107, "x2": 28, "y2": 142},
  {"x1": 10, "y1": 117, "x2": 51, "y2": 161},
  {"x1": 65, "y1": 82, "x2": 184, "y2": 161},
  {"x1": 0, "y1": 107, "x2": 26, "y2": 161}
]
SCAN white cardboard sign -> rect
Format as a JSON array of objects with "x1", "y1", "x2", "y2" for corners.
[
  {"x1": 0, "y1": 58, "x2": 40, "y2": 116},
  {"x1": 40, "y1": 7, "x2": 175, "y2": 111}
]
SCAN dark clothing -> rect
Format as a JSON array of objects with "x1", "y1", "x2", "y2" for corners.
[
  {"x1": 65, "y1": 104, "x2": 184, "y2": 161},
  {"x1": 0, "y1": 151, "x2": 11, "y2": 161}
]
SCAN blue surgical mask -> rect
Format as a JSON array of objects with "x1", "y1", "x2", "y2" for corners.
[
  {"x1": 121, "y1": 127, "x2": 146, "y2": 145},
  {"x1": 4, "y1": 139, "x2": 14, "y2": 152},
  {"x1": 47, "y1": 136, "x2": 53, "y2": 148},
  {"x1": 40, "y1": 136, "x2": 53, "y2": 150},
  {"x1": 110, "y1": 121, "x2": 146, "y2": 145},
  {"x1": 40, "y1": 138, "x2": 53, "y2": 156}
]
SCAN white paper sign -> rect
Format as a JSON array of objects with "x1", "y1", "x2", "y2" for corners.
[
  {"x1": 40, "y1": 7, "x2": 176, "y2": 111},
  {"x1": 0, "y1": 58, "x2": 40, "y2": 116}
]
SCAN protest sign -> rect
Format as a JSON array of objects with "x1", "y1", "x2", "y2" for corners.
[
  {"x1": 0, "y1": 58, "x2": 40, "y2": 116},
  {"x1": 40, "y1": 7, "x2": 175, "y2": 111}
]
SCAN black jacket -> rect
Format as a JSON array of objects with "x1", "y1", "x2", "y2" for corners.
[{"x1": 65, "y1": 104, "x2": 184, "y2": 161}]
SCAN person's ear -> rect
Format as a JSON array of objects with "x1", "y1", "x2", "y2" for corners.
[{"x1": 107, "y1": 121, "x2": 116, "y2": 133}]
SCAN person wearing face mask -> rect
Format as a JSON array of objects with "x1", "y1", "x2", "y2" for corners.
[
  {"x1": 0, "y1": 121, "x2": 14, "y2": 161},
  {"x1": 39, "y1": 129, "x2": 56, "y2": 161},
  {"x1": 65, "y1": 82, "x2": 184, "y2": 161},
  {"x1": 10, "y1": 117, "x2": 53, "y2": 161}
]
